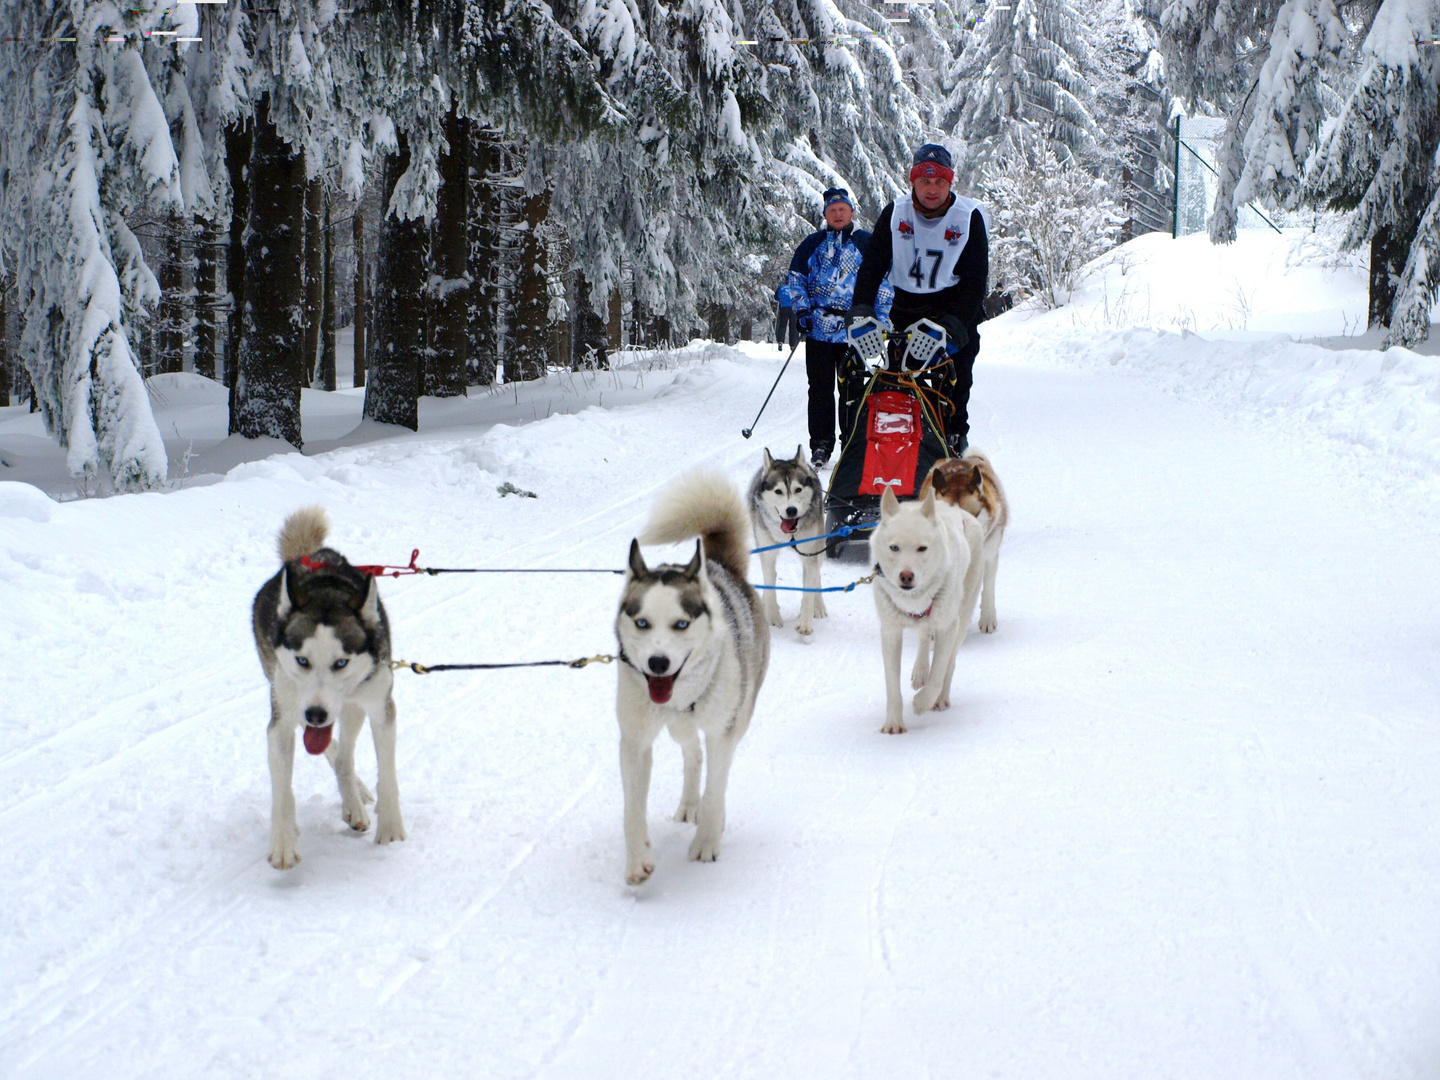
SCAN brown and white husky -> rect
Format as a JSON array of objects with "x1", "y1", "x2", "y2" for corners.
[{"x1": 920, "y1": 449, "x2": 1009, "y2": 634}]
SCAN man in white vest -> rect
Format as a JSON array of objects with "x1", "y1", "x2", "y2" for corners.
[{"x1": 848, "y1": 143, "x2": 990, "y2": 454}]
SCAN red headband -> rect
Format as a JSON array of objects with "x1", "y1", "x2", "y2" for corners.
[{"x1": 909, "y1": 162, "x2": 954, "y2": 184}]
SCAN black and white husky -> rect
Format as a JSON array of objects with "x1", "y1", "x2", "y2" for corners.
[
  {"x1": 614, "y1": 471, "x2": 771, "y2": 885},
  {"x1": 747, "y1": 445, "x2": 828, "y2": 635},
  {"x1": 251, "y1": 507, "x2": 406, "y2": 869}
]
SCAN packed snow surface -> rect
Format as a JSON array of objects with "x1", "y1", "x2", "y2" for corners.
[{"x1": 3, "y1": 230, "x2": 1440, "y2": 1077}]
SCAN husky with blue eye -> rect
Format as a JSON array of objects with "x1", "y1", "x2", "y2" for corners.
[
  {"x1": 614, "y1": 471, "x2": 770, "y2": 885},
  {"x1": 252, "y1": 507, "x2": 405, "y2": 870}
]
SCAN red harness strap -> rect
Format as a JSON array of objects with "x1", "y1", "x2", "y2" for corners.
[{"x1": 300, "y1": 549, "x2": 426, "y2": 578}]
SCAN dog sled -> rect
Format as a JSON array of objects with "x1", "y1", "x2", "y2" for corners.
[{"x1": 824, "y1": 318, "x2": 955, "y2": 562}]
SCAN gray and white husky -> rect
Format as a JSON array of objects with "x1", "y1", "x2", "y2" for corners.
[
  {"x1": 614, "y1": 471, "x2": 771, "y2": 885},
  {"x1": 252, "y1": 507, "x2": 406, "y2": 869},
  {"x1": 747, "y1": 445, "x2": 828, "y2": 635}
]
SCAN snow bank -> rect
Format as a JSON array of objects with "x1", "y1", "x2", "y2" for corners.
[{"x1": 986, "y1": 226, "x2": 1440, "y2": 472}]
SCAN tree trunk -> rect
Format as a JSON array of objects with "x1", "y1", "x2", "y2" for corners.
[
  {"x1": 365, "y1": 132, "x2": 427, "y2": 430},
  {"x1": 572, "y1": 271, "x2": 608, "y2": 369},
  {"x1": 159, "y1": 213, "x2": 185, "y2": 374},
  {"x1": 353, "y1": 206, "x2": 366, "y2": 388},
  {"x1": 224, "y1": 119, "x2": 252, "y2": 422},
  {"x1": 1369, "y1": 225, "x2": 1406, "y2": 330},
  {"x1": 511, "y1": 185, "x2": 552, "y2": 382},
  {"x1": 429, "y1": 107, "x2": 469, "y2": 397},
  {"x1": 321, "y1": 190, "x2": 337, "y2": 391},
  {"x1": 233, "y1": 94, "x2": 305, "y2": 447},
  {"x1": 467, "y1": 126, "x2": 503, "y2": 384},
  {"x1": 303, "y1": 176, "x2": 323, "y2": 386},
  {"x1": 607, "y1": 284, "x2": 622, "y2": 350},
  {"x1": 194, "y1": 216, "x2": 219, "y2": 379},
  {"x1": 739, "y1": 315, "x2": 752, "y2": 341},
  {"x1": 0, "y1": 275, "x2": 8, "y2": 405}
]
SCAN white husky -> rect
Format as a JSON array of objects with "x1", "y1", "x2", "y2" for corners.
[
  {"x1": 868, "y1": 486, "x2": 984, "y2": 734},
  {"x1": 614, "y1": 471, "x2": 770, "y2": 884}
]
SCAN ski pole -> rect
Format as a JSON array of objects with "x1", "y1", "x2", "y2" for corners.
[{"x1": 742, "y1": 338, "x2": 802, "y2": 439}]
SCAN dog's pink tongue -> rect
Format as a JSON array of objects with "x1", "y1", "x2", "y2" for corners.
[
  {"x1": 303, "y1": 725, "x2": 332, "y2": 756},
  {"x1": 647, "y1": 675, "x2": 676, "y2": 704},
  {"x1": 781, "y1": 517, "x2": 798, "y2": 535}
]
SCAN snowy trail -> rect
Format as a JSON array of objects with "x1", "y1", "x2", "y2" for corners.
[{"x1": 3, "y1": 343, "x2": 1440, "y2": 1078}]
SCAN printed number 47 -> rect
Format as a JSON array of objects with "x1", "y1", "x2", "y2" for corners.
[{"x1": 909, "y1": 249, "x2": 943, "y2": 289}]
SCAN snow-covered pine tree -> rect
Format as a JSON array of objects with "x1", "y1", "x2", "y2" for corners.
[
  {"x1": 1309, "y1": 0, "x2": 1439, "y2": 346},
  {"x1": 1089, "y1": 0, "x2": 1173, "y2": 238},
  {"x1": 0, "y1": 1, "x2": 193, "y2": 490},
  {"x1": 1157, "y1": 0, "x2": 1284, "y2": 242},
  {"x1": 951, "y1": 0, "x2": 1101, "y2": 181}
]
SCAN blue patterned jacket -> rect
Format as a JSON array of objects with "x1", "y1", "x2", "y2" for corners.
[{"x1": 776, "y1": 225, "x2": 894, "y2": 344}]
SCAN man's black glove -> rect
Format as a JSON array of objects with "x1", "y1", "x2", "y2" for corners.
[
  {"x1": 776, "y1": 306, "x2": 801, "y2": 350},
  {"x1": 930, "y1": 313, "x2": 970, "y2": 354},
  {"x1": 844, "y1": 303, "x2": 875, "y2": 328}
]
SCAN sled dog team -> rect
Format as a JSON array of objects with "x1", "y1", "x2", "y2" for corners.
[{"x1": 252, "y1": 448, "x2": 1007, "y2": 879}]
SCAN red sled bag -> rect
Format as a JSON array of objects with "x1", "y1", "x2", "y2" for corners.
[
  {"x1": 824, "y1": 382, "x2": 948, "y2": 560},
  {"x1": 859, "y1": 390, "x2": 923, "y2": 497}
]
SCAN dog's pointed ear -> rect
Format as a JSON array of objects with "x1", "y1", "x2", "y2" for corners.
[
  {"x1": 628, "y1": 538, "x2": 648, "y2": 579},
  {"x1": 794, "y1": 444, "x2": 805, "y2": 464},
  {"x1": 762, "y1": 447, "x2": 774, "y2": 470},
  {"x1": 276, "y1": 567, "x2": 294, "y2": 620},
  {"x1": 918, "y1": 473, "x2": 935, "y2": 500},
  {"x1": 353, "y1": 575, "x2": 382, "y2": 627},
  {"x1": 969, "y1": 463, "x2": 984, "y2": 492},
  {"x1": 880, "y1": 485, "x2": 900, "y2": 519},
  {"x1": 920, "y1": 485, "x2": 937, "y2": 518},
  {"x1": 683, "y1": 538, "x2": 704, "y2": 581}
]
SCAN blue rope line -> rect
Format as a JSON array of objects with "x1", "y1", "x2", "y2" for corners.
[
  {"x1": 752, "y1": 575, "x2": 874, "y2": 594},
  {"x1": 750, "y1": 521, "x2": 875, "y2": 555}
]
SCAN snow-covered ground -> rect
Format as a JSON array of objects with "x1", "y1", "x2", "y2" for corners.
[{"x1": 3, "y1": 229, "x2": 1440, "y2": 1077}]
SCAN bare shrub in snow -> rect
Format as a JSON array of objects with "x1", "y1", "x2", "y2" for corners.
[{"x1": 981, "y1": 137, "x2": 1122, "y2": 309}]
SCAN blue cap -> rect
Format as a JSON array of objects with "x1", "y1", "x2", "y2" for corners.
[
  {"x1": 823, "y1": 187, "x2": 854, "y2": 211},
  {"x1": 911, "y1": 143, "x2": 953, "y2": 171}
]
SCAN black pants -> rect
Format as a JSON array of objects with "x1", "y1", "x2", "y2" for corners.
[{"x1": 805, "y1": 339, "x2": 867, "y2": 456}]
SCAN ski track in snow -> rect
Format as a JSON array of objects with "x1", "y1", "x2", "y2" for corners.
[{"x1": 3, "y1": 328, "x2": 1440, "y2": 1077}]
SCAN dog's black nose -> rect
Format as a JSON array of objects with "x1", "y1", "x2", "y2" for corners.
[
  {"x1": 785, "y1": 506, "x2": 798, "y2": 518},
  {"x1": 304, "y1": 706, "x2": 328, "y2": 727},
  {"x1": 647, "y1": 655, "x2": 670, "y2": 675},
  {"x1": 898, "y1": 570, "x2": 914, "y2": 588}
]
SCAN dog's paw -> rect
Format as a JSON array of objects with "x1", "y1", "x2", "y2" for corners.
[
  {"x1": 268, "y1": 835, "x2": 301, "y2": 870},
  {"x1": 626, "y1": 845, "x2": 655, "y2": 885},
  {"x1": 813, "y1": 597, "x2": 828, "y2": 619},
  {"x1": 673, "y1": 799, "x2": 699, "y2": 824},
  {"x1": 796, "y1": 621, "x2": 814, "y2": 636},
  {"x1": 342, "y1": 800, "x2": 370, "y2": 832},
  {"x1": 913, "y1": 685, "x2": 941, "y2": 714},
  {"x1": 374, "y1": 815, "x2": 407, "y2": 846},
  {"x1": 688, "y1": 831, "x2": 722, "y2": 862},
  {"x1": 910, "y1": 660, "x2": 931, "y2": 691},
  {"x1": 766, "y1": 608, "x2": 784, "y2": 629},
  {"x1": 358, "y1": 779, "x2": 376, "y2": 805},
  {"x1": 880, "y1": 718, "x2": 908, "y2": 735},
  {"x1": 933, "y1": 692, "x2": 951, "y2": 711},
  {"x1": 978, "y1": 613, "x2": 997, "y2": 634}
]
